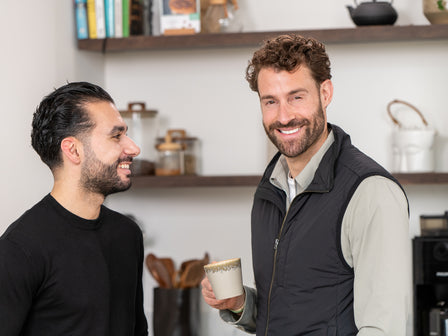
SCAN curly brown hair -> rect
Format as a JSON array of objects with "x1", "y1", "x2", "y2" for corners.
[{"x1": 245, "y1": 34, "x2": 332, "y2": 92}]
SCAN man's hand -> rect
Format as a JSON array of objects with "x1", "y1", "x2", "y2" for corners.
[{"x1": 201, "y1": 276, "x2": 245, "y2": 312}]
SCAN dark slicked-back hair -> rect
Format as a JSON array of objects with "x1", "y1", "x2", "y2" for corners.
[
  {"x1": 246, "y1": 34, "x2": 332, "y2": 92},
  {"x1": 31, "y1": 81, "x2": 114, "y2": 170}
]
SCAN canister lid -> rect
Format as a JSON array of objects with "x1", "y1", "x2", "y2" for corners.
[
  {"x1": 119, "y1": 102, "x2": 157, "y2": 117},
  {"x1": 157, "y1": 129, "x2": 198, "y2": 143},
  {"x1": 156, "y1": 132, "x2": 182, "y2": 151}
]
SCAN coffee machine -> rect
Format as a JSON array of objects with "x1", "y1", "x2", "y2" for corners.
[{"x1": 414, "y1": 236, "x2": 448, "y2": 335}]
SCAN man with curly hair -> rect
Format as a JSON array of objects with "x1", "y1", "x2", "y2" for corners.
[
  {"x1": 0, "y1": 82, "x2": 148, "y2": 335},
  {"x1": 202, "y1": 34, "x2": 411, "y2": 335}
]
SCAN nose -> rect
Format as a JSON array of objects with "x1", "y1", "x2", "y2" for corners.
[
  {"x1": 124, "y1": 136, "x2": 141, "y2": 157},
  {"x1": 277, "y1": 101, "x2": 295, "y2": 125}
]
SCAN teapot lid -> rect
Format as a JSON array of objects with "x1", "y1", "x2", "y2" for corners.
[{"x1": 355, "y1": 0, "x2": 394, "y2": 4}]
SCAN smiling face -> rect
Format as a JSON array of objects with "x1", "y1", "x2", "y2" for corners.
[
  {"x1": 258, "y1": 66, "x2": 332, "y2": 162},
  {"x1": 79, "y1": 101, "x2": 140, "y2": 197}
]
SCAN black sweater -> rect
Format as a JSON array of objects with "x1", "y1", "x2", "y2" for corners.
[{"x1": 0, "y1": 194, "x2": 148, "y2": 336}]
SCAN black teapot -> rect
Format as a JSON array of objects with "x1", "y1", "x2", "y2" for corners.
[{"x1": 347, "y1": 0, "x2": 398, "y2": 26}]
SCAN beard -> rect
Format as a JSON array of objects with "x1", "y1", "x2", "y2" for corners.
[
  {"x1": 264, "y1": 102, "x2": 326, "y2": 158},
  {"x1": 80, "y1": 145, "x2": 133, "y2": 197}
]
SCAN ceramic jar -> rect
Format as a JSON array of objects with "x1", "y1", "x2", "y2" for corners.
[{"x1": 423, "y1": 0, "x2": 448, "y2": 24}]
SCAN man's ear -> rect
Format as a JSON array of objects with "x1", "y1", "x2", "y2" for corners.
[
  {"x1": 60, "y1": 137, "x2": 82, "y2": 165},
  {"x1": 320, "y1": 79, "x2": 333, "y2": 109}
]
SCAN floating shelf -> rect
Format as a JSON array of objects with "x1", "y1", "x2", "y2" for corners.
[
  {"x1": 77, "y1": 24, "x2": 448, "y2": 52},
  {"x1": 392, "y1": 173, "x2": 448, "y2": 185},
  {"x1": 131, "y1": 175, "x2": 261, "y2": 188},
  {"x1": 130, "y1": 173, "x2": 448, "y2": 188}
]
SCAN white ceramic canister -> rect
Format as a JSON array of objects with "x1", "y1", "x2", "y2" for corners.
[{"x1": 388, "y1": 99, "x2": 436, "y2": 173}]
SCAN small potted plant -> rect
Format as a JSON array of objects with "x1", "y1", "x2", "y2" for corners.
[{"x1": 423, "y1": 0, "x2": 448, "y2": 24}]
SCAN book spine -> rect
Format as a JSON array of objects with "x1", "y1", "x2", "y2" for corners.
[
  {"x1": 122, "y1": 0, "x2": 130, "y2": 37},
  {"x1": 114, "y1": 0, "x2": 123, "y2": 38},
  {"x1": 75, "y1": 0, "x2": 89, "y2": 39},
  {"x1": 104, "y1": 0, "x2": 115, "y2": 37},
  {"x1": 86, "y1": 0, "x2": 97, "y2": 38},
  {"x1": 95, "y1": 0, "x2": 106, "y2": 38},
  {"x1": 130, "y1": 0, "x2": 143, "y2": 35}
]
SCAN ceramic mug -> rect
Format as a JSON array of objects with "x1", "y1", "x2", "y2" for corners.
[{"x1": 204, "y1": 258, "x2": 243, "y2": 300}]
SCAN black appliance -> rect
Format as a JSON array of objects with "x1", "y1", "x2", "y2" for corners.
[{"x1": 414, "y1": 236, "x2": 448, "y2": 335}]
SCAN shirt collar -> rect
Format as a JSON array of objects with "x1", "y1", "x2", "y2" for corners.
[{"x1": 270, "y1": 130, "x2": 335, "y2": 198}]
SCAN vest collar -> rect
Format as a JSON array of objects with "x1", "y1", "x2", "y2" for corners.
[
  {"x1": 261, "y1": 123, "x2": 352, "y2": 194},
  {"x1": 305, "y1": 124, "x2": 351, "y2": 192}
]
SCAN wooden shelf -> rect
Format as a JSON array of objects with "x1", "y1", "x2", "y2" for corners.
[
  {"x1": 130, "y1": 173, "x2": 448, "y2": 188},
  {"x1": 131, "y1": 175, "x2": 262, "y2": 188},
  {"x1": 77, "y1": 24, "x2": 448, "y2": 52},
  {"x1": 392, "y1": 173, "x2": 448, "y2": 185}
]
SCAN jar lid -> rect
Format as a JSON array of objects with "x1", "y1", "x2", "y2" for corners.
[
  {"x1": 156, "y1": 136, "x2": 198, "y2": 142},
  {"x1": 157, "y1": 129, "x2": 198, "y2": 143},
  {"x1": 157, "y1": 132, "x2": 182, "y2": 151},
  {"x1": 119, "y1": 102, "x2": 157, "y2": 117}
]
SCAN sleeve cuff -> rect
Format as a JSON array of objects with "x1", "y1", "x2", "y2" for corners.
[{"x1": 219, "y1": 286, "x2": 257, "y2": 333}]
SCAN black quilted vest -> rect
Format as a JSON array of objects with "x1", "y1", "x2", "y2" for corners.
[{"x1": 251, "y1": 124, "x2": 402, "y2": 335}]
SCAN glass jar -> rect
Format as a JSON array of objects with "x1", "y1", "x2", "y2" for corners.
[
  {"x1": 120, "y1": 102, "x2": 158, "y2": 176},
  {"x1": 155, "y1": 132, "x2": 184, "y2": 176},
  {"x1": 220, "y1": 0, "x2": 243, "y2": 33},
  {"x1": 202, "y1": 0, "x2": 227, "y2": 33},
  {"x1": 202, "y1": 0, "x2": 243, "y2": 33},
  {"x1": 156, "y1": 129, "x2": 199, "y2": 175}
]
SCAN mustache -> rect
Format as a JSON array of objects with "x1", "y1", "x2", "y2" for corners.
[
  {"x1": 268, "y1": 119, "x2": 309, "y2": 132},
  {"x1": 117, "y1": 156, "x2": 134, "y2": 164}
]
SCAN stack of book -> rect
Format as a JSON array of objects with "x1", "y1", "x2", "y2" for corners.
[{"x1": 75, "y1": 0, "x2": 144, "y2": 39}]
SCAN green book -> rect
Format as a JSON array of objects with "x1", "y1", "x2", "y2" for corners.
[{"x1": 123, "y1": 0, "x2": 130, "y2": 37}]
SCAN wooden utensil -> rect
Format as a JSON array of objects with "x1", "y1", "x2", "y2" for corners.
[
  {"x1": 179, "y1": 252, "x2": 210, "y2": 288},
  {"x1": 174, "y1": 258, "x2": 196, "y2": 288},
  {"x1": 145, "y1": 253, "x2": 173, "y2": 288},
  {"x1": 179, "y1": 260, "x2": 203, "y2": 288},
  {"x1": 159, "y1": 258, "x2": 175, "y2": 279}
]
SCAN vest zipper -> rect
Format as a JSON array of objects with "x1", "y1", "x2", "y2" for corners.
[{"x1": 264, "y1": 207, "x2": 290, "y2": 336}]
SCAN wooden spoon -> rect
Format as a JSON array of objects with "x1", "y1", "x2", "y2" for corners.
[
  {"x1": 174, "y1": 258, "x2": 197, "y2": 288},
  {"x1": 159, "y1": 258, "x2": 175, "y2": 280},
  {"x1": 145, "y1": 253, "x2": 172, "y2": 288},
  {"x1": 179, "y1": 252, "x2": 210, "y2": 288},
  {"x1": 179, "y1": 260, "x2": 204, "y2": 288}
]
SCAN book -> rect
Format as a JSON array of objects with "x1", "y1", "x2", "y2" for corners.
[
  {"x1": 105, "y1": 0, "x2": 115, "y2": 37},
  {"x1": 143, "y1": 0, "x2": 152, "y2": 35},
  {"x1": 86, "y1": 0, "x2": 97, "y2": 38},
  {"x1": 115, "y1": 0, "x2": 123, "y2": 37},
  {"x1": 75, "y1": 0, "x2": 89, "y2": 39},
  {"x1": 95, "y1": 0, "x2": 106, "y2": 38},
  {"x1": 122, "y1": 0, "x2": 130, "y2": 37},
  {"x1": 160, "y1": 0, "x2": 200, "y2": 35},
  {"x1": 130, "y1": 0, "x2": 144, "y2": 35}
]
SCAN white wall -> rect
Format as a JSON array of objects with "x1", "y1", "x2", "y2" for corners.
[
  {"x1": 0, "y1": 0, "x2": 104, "y2": 228},
  {"x1": 2, "y1": 1, "x2": 448, "y2": 335}
]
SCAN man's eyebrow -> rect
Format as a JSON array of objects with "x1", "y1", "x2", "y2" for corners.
[
  {"x1": 260, "y1": 88, "x2": 308, "y2": 100},
  {"x1": 260, "y1": 94, "x2": 275, "y2": 100},
  {"x1": 289, "y1": 88, "x2": 308, "y2": 95},
  {"x1": 109, "y1": 125, "x2": 127, "y2": 134}
]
